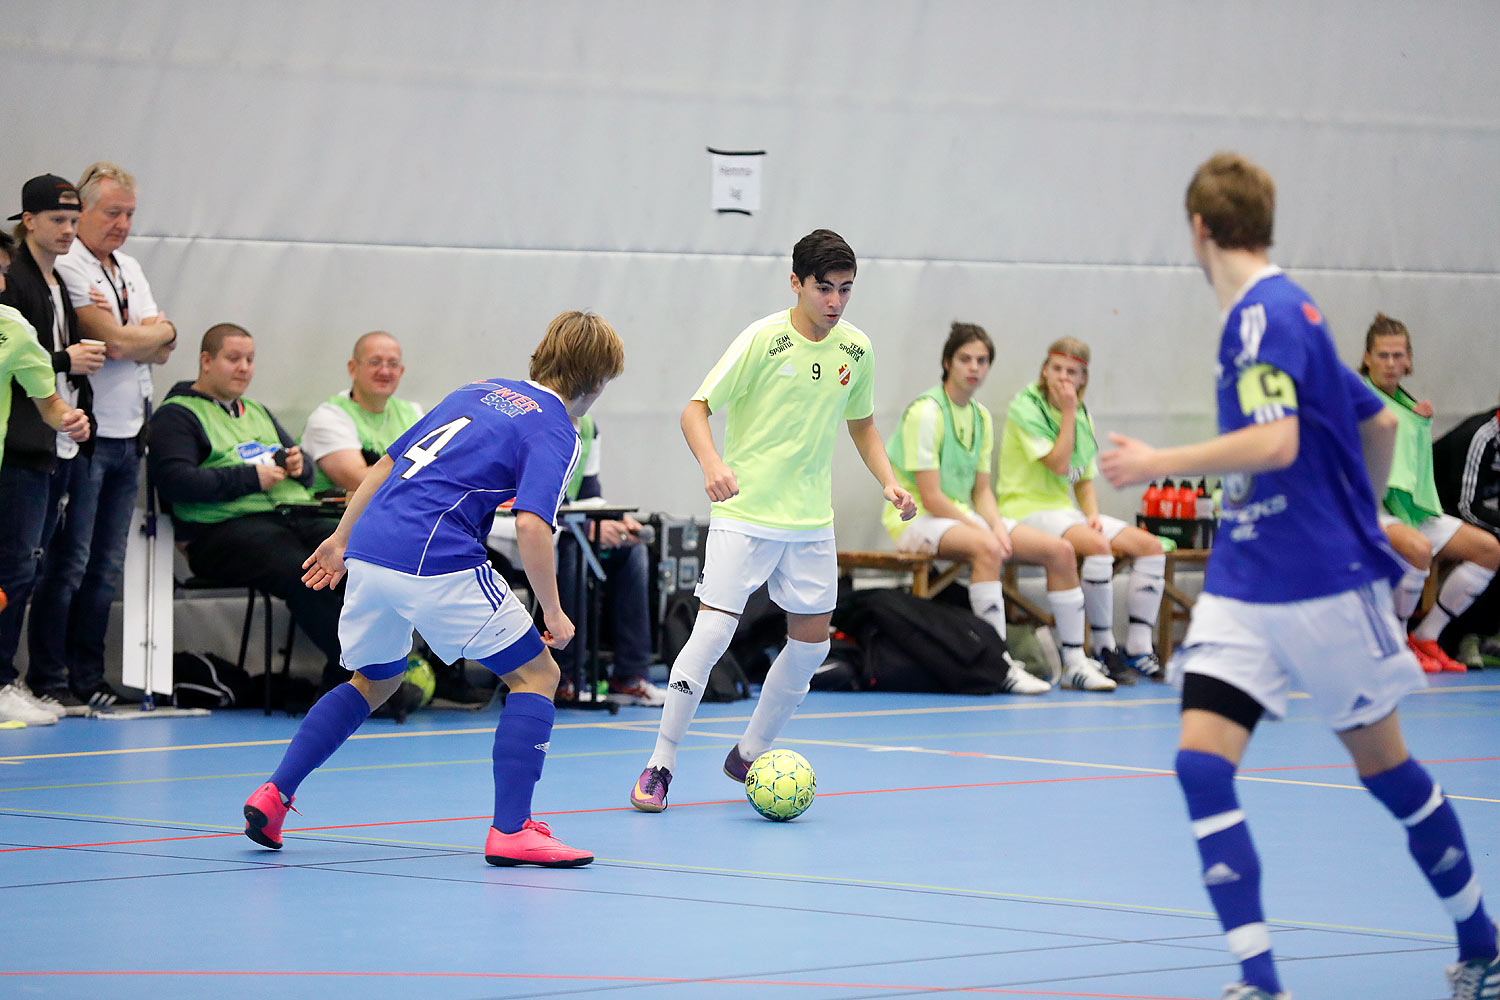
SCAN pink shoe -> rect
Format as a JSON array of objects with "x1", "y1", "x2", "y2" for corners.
[
  {"x1": 1411, "y1": 636, "x2": 1467, "y2": 673},
  {"x1": 243, "y1": 781, "x2": 296, "y2": 850},
  {"x1": 484, "y1": 819, "x2": 593, "y2": 867},
  {"x1": 630, "y1": 765, "x2": 671, "y2": 812}
]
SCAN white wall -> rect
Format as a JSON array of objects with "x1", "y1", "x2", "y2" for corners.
[{"x1": 5, "y1": 1, "x2": 1498, "y2": 549}]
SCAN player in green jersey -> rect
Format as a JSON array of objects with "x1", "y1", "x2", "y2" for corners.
[{"x1": 629, "y1": 229, "x2": 915, "y2": 812}]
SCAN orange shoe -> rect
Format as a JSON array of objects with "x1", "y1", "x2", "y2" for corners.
[
  {"x1": 1410, "y1": 635, "x2": 1466, "y2": 673},
  {"x1": 1408, "y1": 635, "x2": 1443, "y2": 674},
  {"x1": 483, "y1": 819, "x2": 593, "y2": 867}
]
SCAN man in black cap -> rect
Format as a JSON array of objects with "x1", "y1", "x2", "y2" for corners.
[{"x1": 0, "y1": 175, "x2": 106, "y2": 718}]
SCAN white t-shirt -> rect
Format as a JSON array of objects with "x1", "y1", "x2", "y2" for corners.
[{"x1": 55, "y1": 242, "x2": 160, "y2": 439}]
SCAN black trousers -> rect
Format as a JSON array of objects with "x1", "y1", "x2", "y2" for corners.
[{"x1": 184, "y1": 512, "x2": 344, "y2": 669}]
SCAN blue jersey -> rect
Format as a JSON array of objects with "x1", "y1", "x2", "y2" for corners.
[
  {"x1": 1205, "y1": 269, "x2": 1401, "y2": 603},
  {"x1": 345, "y1": 378, "x2": 580, "y2": 576}
]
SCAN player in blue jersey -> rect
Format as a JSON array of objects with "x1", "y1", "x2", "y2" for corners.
[
  {"x1": 240, "y1": 311, "x2": 624, "y2": 868},
  {"x1": 1100, "y1": 153, "x2": 1500, "y2": 1000}
]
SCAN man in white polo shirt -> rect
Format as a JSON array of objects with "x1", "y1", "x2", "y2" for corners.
[{"x1": 36, "y1": 162, "x2": 176, "y2": 711}]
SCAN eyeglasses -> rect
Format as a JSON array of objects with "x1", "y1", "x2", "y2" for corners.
[{"x1": 360, "y1": 359, "x2": 403, "y2": 370}]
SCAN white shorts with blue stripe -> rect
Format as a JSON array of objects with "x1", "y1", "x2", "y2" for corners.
[
  {"x1": 1170, "y1": 578, "x2": 1427, "y2": 731},
  {"x1": 338, "y1": 557, "x2": 540, "y2": 674}
]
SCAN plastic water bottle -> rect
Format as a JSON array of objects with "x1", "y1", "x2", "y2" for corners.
[{"x1": 1142, "y1": 481, "x2": 1161, "y2": 519}]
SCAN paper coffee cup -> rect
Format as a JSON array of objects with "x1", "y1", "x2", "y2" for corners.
[{"x1": 80, "y1": 338, "x2": 106, "y2": 347}]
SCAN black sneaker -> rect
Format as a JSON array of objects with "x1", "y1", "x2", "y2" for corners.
[
  {"x1": 79, "y1": 681, "x2": 136, "y2": 711},
  {"x1": 41, "y1": 687, "x2": 91, "y2": 717},
  {"x1": 1096, "y1": 647, "x2": 1137, "y2": 686}
]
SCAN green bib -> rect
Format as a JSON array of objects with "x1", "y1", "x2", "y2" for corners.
[
  {"x1": 310, "y1": 392, "x2": 424, "y2": 494},
  {"x1": 1365, "y1": 376, "x2": 1442, "y2": 525},
  {"x1": 883, "y1": 386, "x2": 991, "y2": 540},
  {"x1": 566, "y1": 415, "x2": 595, "y2": 502},
  {"x1": 160, "y1": 394, "x2": 312, "y2": 523}
]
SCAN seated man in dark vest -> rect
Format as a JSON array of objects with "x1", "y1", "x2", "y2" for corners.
[{"x1": 148, "y1": 324, "x2": 345, "y2": 689}]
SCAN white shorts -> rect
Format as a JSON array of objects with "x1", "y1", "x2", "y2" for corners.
[
  {"x1": 895, "y1": 512, "x2": 1018, "y2": 555},
  {"x1": 695, "y1": 529, "x2": 838, "y2": 615},
  {"x1": 339, "y1": 558, "x2": 542, "y2": 676},
  {"x1": 1171, "y1": 579, "x2": 1426, "y2": 731},
  {"x1": 1020, "y1": 508, "x2": 1129, "y2": 542},
  {"x1": 1378, "y1": 511, "x2": 1465, "y2": 554}
]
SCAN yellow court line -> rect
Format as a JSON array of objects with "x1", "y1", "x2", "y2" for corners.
[{"x1": 4, "y1": 682, "x2": 1496, "y2": 765}]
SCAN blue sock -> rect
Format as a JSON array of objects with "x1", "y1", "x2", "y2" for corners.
[
  {"x1": 268, "y1": 682, "x2": 373, "y2": 798},
  {"x1": 1176, "y1": 749, "x2": 1281, "y2": 994},
  {"x1": 492, "y1": 692, "x2": 555, "y2": 834},
  {"x1": 1362, "y1": 757, "x2": 1498, "y2": 962}
]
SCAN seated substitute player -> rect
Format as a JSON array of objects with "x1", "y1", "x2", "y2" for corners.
[
  {"x1": 629, "y1": 229, "x2": 915, "y2": 812},
  {"x1": 241, "y1": 311, "x2": 624, "y2": 867},
  {"x1": 1359, "y1": 314, "x2": 1499, "y2": 673},
  {"x1": 1100, "y1": 151, "x2": 1500, "y2": 1000},
  {"x1": 883, "y1": 321, "x2": 1090, "y2": 695},
  {"x1": 994, "y1": 336, "x2": 1165, "y2": 689},
  {"x1": 1433, "y1": 390, "x2": 1500, "y2": 666}
]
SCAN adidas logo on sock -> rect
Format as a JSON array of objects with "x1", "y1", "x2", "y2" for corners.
[
  {"x1": 669, "y1": 679, "x2": 692, "y2": 694},
  {"x1": 1203, "y1": 862, "x2": 1241, "y2": 886},
  {"x1": 1351, "y1": 693, "x2": 1372, "y2": 712},
  {"x1": 534, "y1": 742, "x2": 551, "y2": 752},
  {"x1": 1430, "y1": 846, "x2": 1465, "y2": 876}
]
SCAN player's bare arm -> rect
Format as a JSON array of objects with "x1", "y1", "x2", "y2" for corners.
[
  {"x1": 847, "y1": 416, "x2": 916, "y2": 521},
  {"x1": 1073, "y1": 478, "x2": 1103, "y2": 531},
  {"x1": 1358, "y1": 408, "x2": 1399, "y2": 500},
  {"x1": 1040, "y1": 375, "x2": 1078, "y2": 478},
  {"x1": 970, "y1": 472, "x2": 1014, "y2": 559},
  {"x1": 681, "y1": 398, "x2": 738, "y2": 501},
  {"x1": 34, "y1": 395, "x2": 90, "y2": 442},
  {"x1": 515, "y1": 511, "x2": 574, "y2": 649},
  {"x1": 1099, "y1": 417, "x2": 1300, "y2": 488},
  {"x1": 302, "y1": 453, "x2": 395, "y2": 590}
]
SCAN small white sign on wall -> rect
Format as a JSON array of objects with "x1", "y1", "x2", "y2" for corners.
[{"x1": 708, "y1": 147, "x2": 764, "y2": 215}]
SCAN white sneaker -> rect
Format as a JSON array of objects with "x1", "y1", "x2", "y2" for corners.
[
  {"x1": 21, "y1": 685, "x2": 67, "y2": 720},
  {"x1": 0, "y1": 684, "x2": 59, "y2": 726},
  {"x1": 1446, "y1": 930, "x2": 1500, "y2": 1000},
  {"x1": 999, "y1": 653, "x2": 1050, "y2": 695},
  {"x1": 1061, "y1": 657, "x2": 1117, "y2": 692},
  {"x1": 607, "y1": 677, "x2": 667, "y2": 707}
]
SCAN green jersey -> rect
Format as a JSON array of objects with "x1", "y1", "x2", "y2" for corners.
[
  {"x1": 0, "y1": 305, "x2": 59, "y2": 469},
  {"x1": 695, "y1": 309, "x2": 875, "y2": 538},
  {"x1": 306, "y1": 391, "x2": 424, "y2": 495},
  {"x1": 565, "y1": 414, "x2": 594, "y2": 501},
  {"x1": 158, "y1": 393, "x2": 313, "y2": 523},
  {"x1": 994, "y1": 382, "x2": 1098, "y2": 520},
  {"x1": 883, "y1": 385, "x2": 993, "y2": 540},
  {"x1": 1365, "y1": 376, "x2": 1442, "y2": 526}
]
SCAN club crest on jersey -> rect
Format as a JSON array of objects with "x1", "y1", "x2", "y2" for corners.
[
  {"x1": 1301, "y1": 301, "x2": 1323, "y2": 325},
  {"x1": 481, "y1": 385, "x2": 541, "y2": 417},
  {"x1": 837, "y1": 363, "x2": 850, "y2": 386}
]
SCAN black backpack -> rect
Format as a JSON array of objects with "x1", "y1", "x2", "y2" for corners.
[
  {"x1": 832, "y1": 588, "x2": 1013, "y2": 694},
  {"x1": 172, "y1": 651, "x2": 255, "y2": 708},
  {"x1": 659, "y1": 593, "x2": 760, "y2": 703}
]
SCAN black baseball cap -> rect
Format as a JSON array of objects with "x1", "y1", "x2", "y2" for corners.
[{"x1": 7, "y1": 174, "x2": 82, "y2": 221}]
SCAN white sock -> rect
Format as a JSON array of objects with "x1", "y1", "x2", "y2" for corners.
[
  {"x1": 739, "y1": 638, "x2": 830, "y2": 761},
  {"x1": 648, "y1": 610, "x2": 738, "y2": 771},
  {"x1": 1081, "y1": 554, "x2": 1116, "y2": 650},
  {"x1": 1394, "y1": 559, "x2": 1429, "y2": 629},
  {"x1": 1126, "y1": 553, "x2": 1165, "y2": 656},
  {"x1": 969, "y1": 580, "x2": 1008, "y2": 641},
  {"x1": 1415, "y1": 561, "x2": 1497, "y2": 640},
  {"x1": 1048, "y1": 586, "x2": 1088, "y2": 667}
]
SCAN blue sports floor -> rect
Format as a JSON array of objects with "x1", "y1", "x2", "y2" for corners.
[{"x1": 4, "y1": 674, "x2": 1498, "y2": 1000}]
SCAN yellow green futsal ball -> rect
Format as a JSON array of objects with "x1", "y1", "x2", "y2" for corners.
[
  {"x1": 404, "y1": 653, "x2": 436, "y2": 707},
  {"x1": 745, "y1": 749, "x2": 816, "y2": 821}
]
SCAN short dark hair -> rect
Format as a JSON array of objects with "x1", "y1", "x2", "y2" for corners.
[
  {"x1": 1185, "y1": 152, "x2": 1275, "y2": 251},
  {"x1": 791, "y1": 229, "x2": 856, "y2": 284},
  {"x1": 200, "y1": 323, "x2": 252, "y2": 357},
  {"x1": 941, "y1": 322, "x2": 995, "y2": 382}
]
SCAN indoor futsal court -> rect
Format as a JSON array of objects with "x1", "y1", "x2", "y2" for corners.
[{"x1": 4, "y1": 673, "x2": 1496, "y2": 999}]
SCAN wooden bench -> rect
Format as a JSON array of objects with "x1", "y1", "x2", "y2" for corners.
[{"x1": 836, "y1": 550, "x2": 965, "y2": 599}]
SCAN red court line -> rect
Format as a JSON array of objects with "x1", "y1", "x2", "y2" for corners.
[
  {"x1": 5, "y1": 754, "x2": 1494, "y2": 856},
  {"x1": 0, "y1": 969, "x2": 1206, "y2": 998}
]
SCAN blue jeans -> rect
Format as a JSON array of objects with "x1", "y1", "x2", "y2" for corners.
[
  {"x1": 28, "y1": 438, "x2": 140, "y2": 693},
  {"x1": 0, "y1": 459, "x2": 72, "y2": 686},
  {"x1": 555, "y1": 535, "x2": 652, "y2": 683}
]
